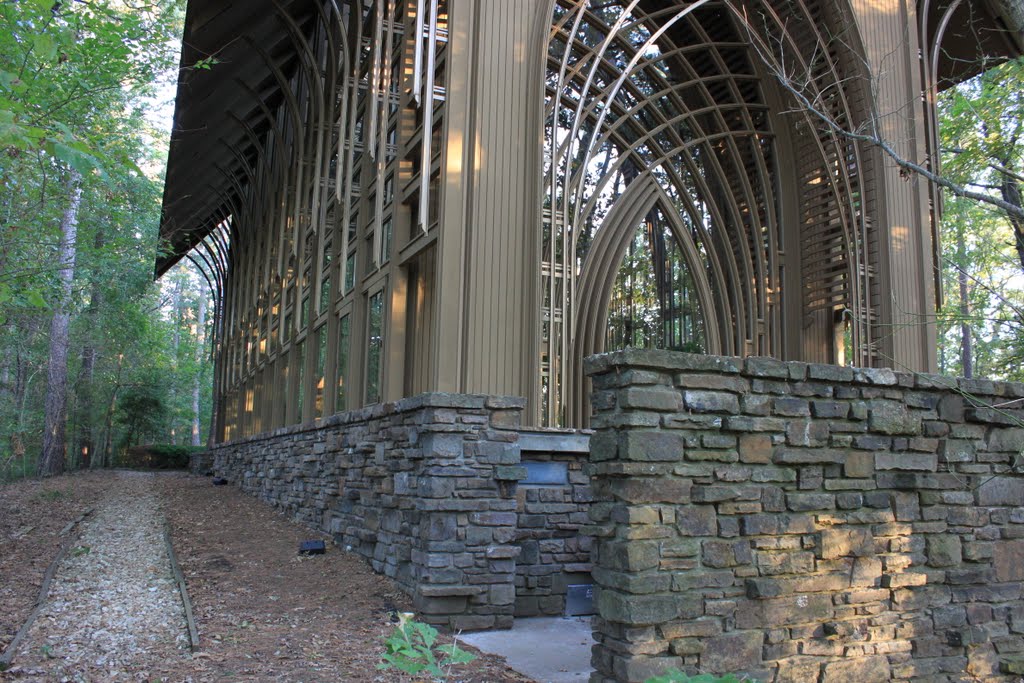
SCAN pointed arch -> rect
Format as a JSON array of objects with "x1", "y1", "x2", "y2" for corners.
[{"x1": 568, "y1": 173, "x2": 723, "y2": 424}]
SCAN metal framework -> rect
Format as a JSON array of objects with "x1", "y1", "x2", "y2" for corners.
[
  {"x1": 158, "y1": 0, "x2": 1019, "y2": 438},
  {"x1": 540, "y1": 0, "x2": 884, "y2": 424}
]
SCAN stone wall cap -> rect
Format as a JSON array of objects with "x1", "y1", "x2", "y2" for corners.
[
  {"x1": 585, "y1": 349, "x2": 743, "y2": 375},
  {"x1": 211, "y1": 391, "x2": 526, "y2": 448},
  {"x1": 518, "y1": 430, "x2": 591, "y2": 453},
  {"x1": 585, "y1": 350, "x2": 1024, "y2": 398}
]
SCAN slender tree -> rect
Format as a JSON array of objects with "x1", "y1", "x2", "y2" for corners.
[
  {"x1": 192, "y1": 288, "x2": 207, "y2": 447},
  {"x1": 38, "y1": 170, "x2": 83, "y2": 476}
]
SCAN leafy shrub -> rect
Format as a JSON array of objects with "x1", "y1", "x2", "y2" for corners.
[
  {"x1": 36, "y1": 488, "x2": 67, "y2": 501},
  {"x1": 379, "y1": 613, "x2": 476, "y2": 681},
  {"x1": 121, "y1": 444, "x2": 202, "y2": 470},
  {"x1": 645, "y1": 672, "x2": 754, "y2": 683}
]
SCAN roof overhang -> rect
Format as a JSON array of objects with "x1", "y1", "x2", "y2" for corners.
[
  {"x1": 156, "y1": 0, "x2": 322, "y2": 277},
  {"x1": 926, "y1": 0, "x2": 1024, "y2": 90}
]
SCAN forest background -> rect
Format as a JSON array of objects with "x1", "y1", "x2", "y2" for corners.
[
  {"x1": 0, "y1": 0, "x2": 1022, "y2": 480},
  {"x1": 0, "y1": 0, "x2": 208, "y2": 479}
]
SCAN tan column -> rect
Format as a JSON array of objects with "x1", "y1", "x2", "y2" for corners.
[
  {"x1": 850, "y1": 0, "x2": 938, "y2": 372},
  {"x1": 431, "y1": 0, "x2": 475, "y2": 393},
  {"x1": 434, "y1": 0, "x2": 547, "y2": 403}
]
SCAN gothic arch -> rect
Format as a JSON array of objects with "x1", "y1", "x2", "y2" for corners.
[
  {"x1": 540, "y1": 0, "x2": 880, "y2": 426},
  {"x1": 568, "y1": 173, "x2": 723, "y2": 425}
]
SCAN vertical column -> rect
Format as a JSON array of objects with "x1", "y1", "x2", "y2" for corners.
[
  {"x1": 458, "y1": 0, "x2": 546, "y2": 401},
  {"x1": 430, "y1": 0, "x2": 475, "y2": 393},
  {"x1": 849, "y1": 0, "x2": 938, "y2": 372}
]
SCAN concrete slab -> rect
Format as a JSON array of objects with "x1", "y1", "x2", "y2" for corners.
[{"x1": 461, "y1": 617, "x2": 593, "y2": 683}]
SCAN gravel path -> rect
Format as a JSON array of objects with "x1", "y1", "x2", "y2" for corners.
[{"x1": 9, "y1": 471, "x2": 189, "y2": 681}]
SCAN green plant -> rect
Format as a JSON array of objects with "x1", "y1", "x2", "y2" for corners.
[
  {"x1": 121, "y1": 444, "x2": 200, "y2": 470},
  {"x1": 645, "y1": 672, "x2": 753, "y2": 683},
  {"x1": 378, "y1": 613, "x2": 476, "y2": 681},
  {"x1": 36, "y1": 488, "x2": 66, "y2": 501}
]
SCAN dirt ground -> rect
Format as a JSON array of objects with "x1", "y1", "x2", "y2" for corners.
[
  {"x1": 0, "y1": 470, "x2": 531, "y2": 682},
  {"x1": 0, "y1": 472, "x2": 109, "y2": 657}
]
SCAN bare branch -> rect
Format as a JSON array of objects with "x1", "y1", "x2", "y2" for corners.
[{"x1": 729, "y1": 4, "x2": 1024, "y2": 224}]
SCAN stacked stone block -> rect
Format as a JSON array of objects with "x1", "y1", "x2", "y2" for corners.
[
  {"x1": 515, "y1": 445, "x2": 594, "y2": 616},
  {"x1": 586, "y1": 349, "x2": 1024, "y2": 683},
  {"x1": 208, "y1": 393, "x2": 526, "y2": 630}
]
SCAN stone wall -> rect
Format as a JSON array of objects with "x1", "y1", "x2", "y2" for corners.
[
  {"x1": 585, "y1": 349, "x2": 1024, "y2": 683},
  {"x1": 515, "y1": 431, "x2": 594, "y2": 617},
  {"x1": 206, "y1": 393, "x2": 527, "y2": 630}
]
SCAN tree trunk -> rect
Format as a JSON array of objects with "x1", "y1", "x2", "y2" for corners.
[
  {"x1": 38, "y1": 170, "x2": 83, "y2": 478},
  {"x1": 75, "y1": 230, "x2": 104, "y2": 469},
  {"x1": 11, "y1": 348, "x2": 32, "y2": 477},
  {"x1": 192, "y1": 291, "x2": 206, "y2": 447},
  {"x1": 74, "y1": 345, "x2": 95, "y2": 468},
  {"x1": 170, "y1": 278, "x2": 182, "y2": 444},
  {"x1": 1000, "y1": 173, "x2": 1024, "y2": 275},
  {"x1": 100, "y1": 352, "x2": 124, "y2": 468}
]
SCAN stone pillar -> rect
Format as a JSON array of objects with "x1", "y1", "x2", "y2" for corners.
[{"x1": 411, "y1": 395, "x2": 527, "y2": 630}]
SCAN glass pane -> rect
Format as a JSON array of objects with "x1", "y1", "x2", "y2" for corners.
[
  {"x1": 279, "y1": 358, "x2": 289, "y2": 428},
  {"x1": 319, "y1": 274, "x2": 331, "y2": 315},
  {"x1": 316, "y1": 326, "x2": 327, "y2": 417},
  {"x1": 337, "y1": 314, "x2": 351, "y2": 410},
  {"x1": 296, "y1": 340, "x2": 306, "y2": 420},
  {"x1": 344, "y1": 253, "x2": 356, "y2": 293},
  {"x1": 365, "y1": 291, "x2": 384, "y2": 404},
  {"x1": 381, "y1": 217, "x2": 393, "y2": 264}
]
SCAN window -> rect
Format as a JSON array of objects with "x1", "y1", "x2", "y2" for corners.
[
  {"x1": 365, "y1": 291, "x2": 385, "y2": 404},
  {"x1": 337, "y1": 313, "x2": 351, "y2": 410},
  {"x1": 319, "y1": 273, "x2": 331, "y2": 316},
  {"x1": 605, "y1": 207, "x2": 705, "y2": 354},
  {"x1": 278, "y1": 358, "x2": 289, "y2": 428},
  {"x1": 344, "y1": 253, "x2": 356, "y2": 293},
  {"x1": 296, "y1": 340, "x2": 306, "y2": 420},
  {"x1": 315, "y1": 325, "x2": 327, "y2": 416},
  {"x1": 380, "y1": 217, "x2": 393, "y2": 264}
]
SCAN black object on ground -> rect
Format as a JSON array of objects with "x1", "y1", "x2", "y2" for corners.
[
  {"x1": 212, "y1": 477, "x2": 228, "y2": 486},
  {"x1": 299, "y1": 540, "x2": 326, "y2": 555}
]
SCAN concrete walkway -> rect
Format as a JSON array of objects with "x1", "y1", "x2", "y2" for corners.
[{"x1": 462, "y1": 616, "x2": 593, "y2": 683}]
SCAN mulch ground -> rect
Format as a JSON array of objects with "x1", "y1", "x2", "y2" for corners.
[
  {"x1": 0, "y1": 470, "x2": 531, "y2": 682},
  {"x1": 0, "y1": 471, "x2": 109, "y2": 658},
  {"x1": 156, "y1": 472, "x2": 531, "y2": 682}
]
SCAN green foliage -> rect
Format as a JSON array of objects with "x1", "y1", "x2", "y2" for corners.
[
  {"x1": 121, "y1": 444, "x2": 200, "y2": 470},
  {"x1": 378, "y1": 615, "x2": 477, "y2": 681},
  {"x1": 936, "y1": 58, "x2": 1024, "y2": 380},
  {"x1": 644, "y1": 671, "x2": 752, "y2": 683},
  {"x1": 191, "y1": 56, "x2": 220, "y2": 71},
  {"x1": 606, "y1": 213, "x2": 706, "y2": 354},
  {"x1": 35, "y1": 487, "x2": 67, "y2": 501},
  {"x1": 117, "y1": 383, "x2": 167, "y2": 448},
  {"x1": 0, "y1": 0, "x2": 213, "y2": 480}
]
